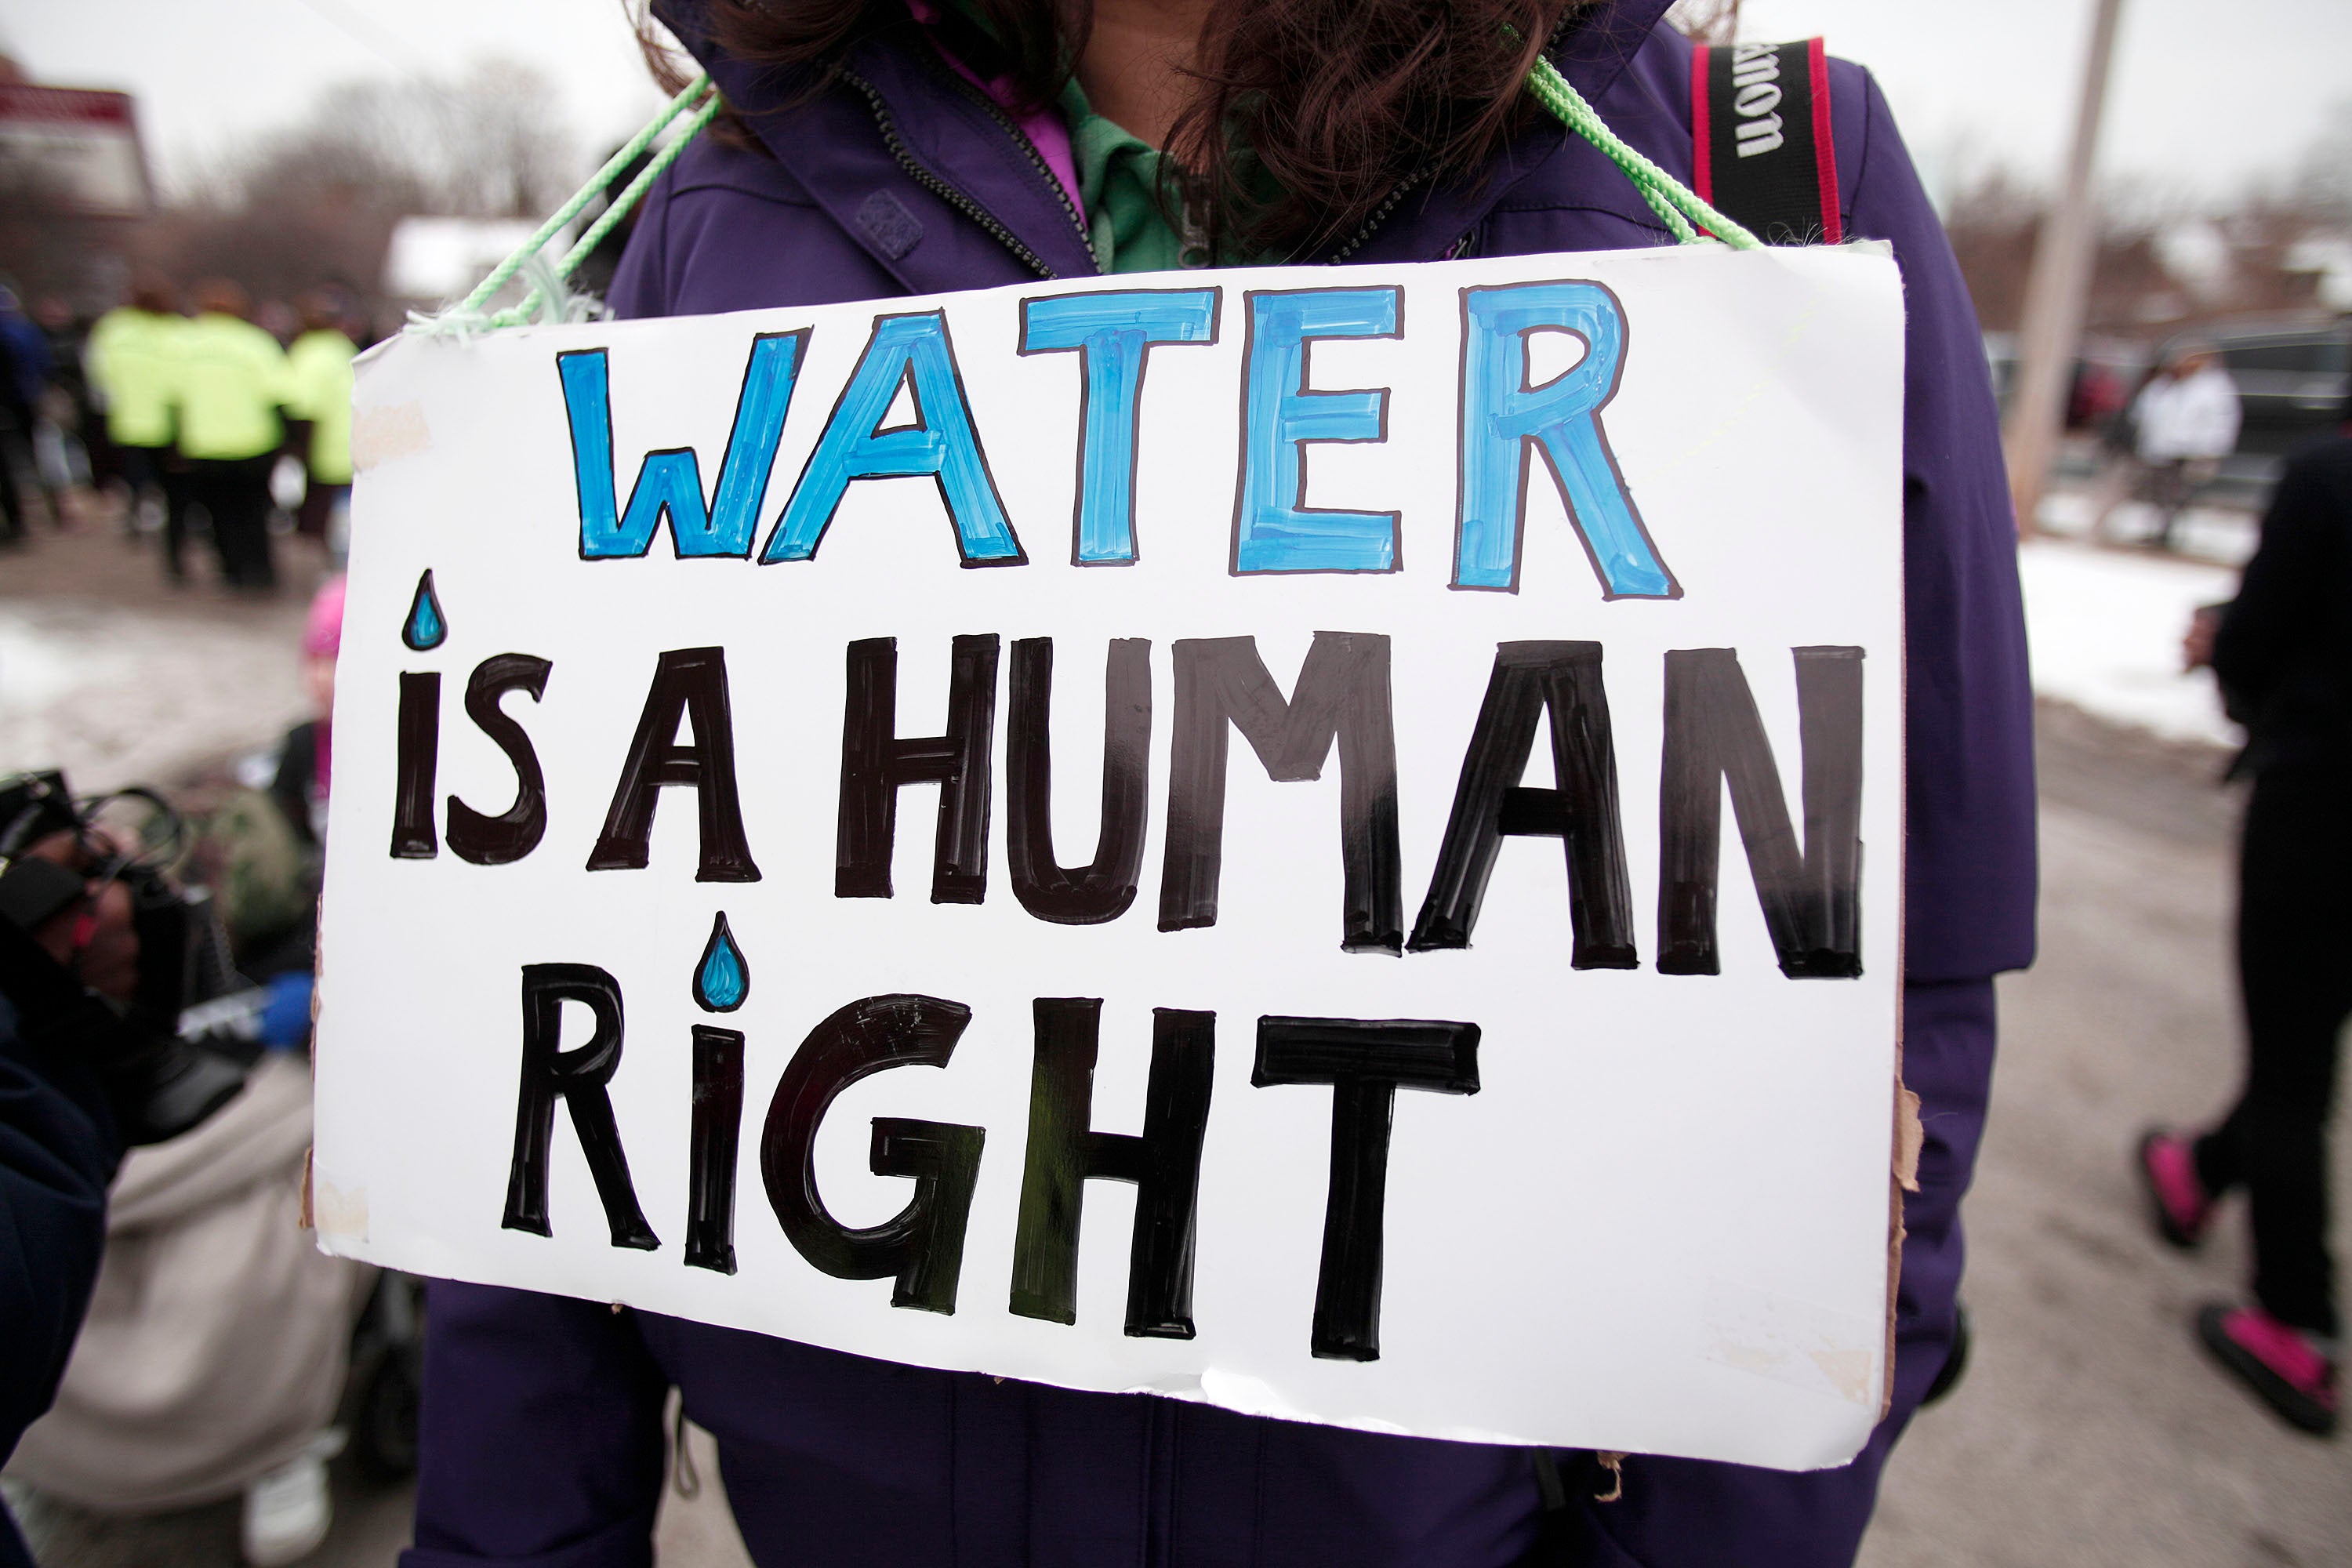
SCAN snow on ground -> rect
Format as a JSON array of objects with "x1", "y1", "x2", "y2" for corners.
[
  {"x1": 0, "y1": 599, "x2": 310, "y2": 792},
  {"x1": 2019, "y1": 538, "x2": 2240, "y2": 750},
  {"x1": 2034, "y1": 490, "x2": 2257, "y2": 569}
]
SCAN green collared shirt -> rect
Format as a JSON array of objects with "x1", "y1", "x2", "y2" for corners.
[
  {"x1": 938, "y1": 0, "x2": 1255, "y2": 272},
  {"x1": 1058, "y1": 77, "x2": 1201, "y2": 275}
]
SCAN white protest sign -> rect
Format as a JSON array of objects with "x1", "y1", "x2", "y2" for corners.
[{"x1": 316, "y1": 244, "x2": 1906, "y2": 1471}]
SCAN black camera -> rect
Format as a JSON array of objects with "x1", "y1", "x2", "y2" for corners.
[{"x1": 0, "y1": 769, "x2": 252, "y2": 1145}]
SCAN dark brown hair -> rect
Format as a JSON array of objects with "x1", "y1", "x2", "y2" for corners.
[
  {"x1": 193, "y1": 278, "x2": 252, "y2": 319},
  {"x1": 637, "y1": 0, "x2": 1590, "y2": 258}
]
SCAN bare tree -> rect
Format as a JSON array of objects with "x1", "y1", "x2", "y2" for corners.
[
  {"x1": 2291, "y1": 97, "x2": 2352, "y2": 223},
  {"x1": 1937, "y1": 167, "x2": 2207, "y2": 336},
  {"x1": 236, "y1": 61, "x2": 575, "y2": 221},
  {"x1": 143, "y1": 60, "x2": 579, "y2": 313},
  {"x1": 0, "y1": 161, "x2": 118, "y2": 305},
  {"x1": 1940, "y1": 170, "x2": 2043, "y2": 333}
]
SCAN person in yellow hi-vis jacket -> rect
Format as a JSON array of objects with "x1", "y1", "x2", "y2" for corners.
[
  {"x1": 283, "y1": 292, "x2": 356, "y2": 562},
  {"x1": 85, "y1": 277, "x2": 190, "y2": 568},
  {"x1": 169, "y1": 279, "x2": 292, "y2": 591}
]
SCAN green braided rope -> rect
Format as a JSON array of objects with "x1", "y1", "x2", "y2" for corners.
[
  {"x1": 449, "y1": 72, "x2": 719, "y2": 321},
  {"x1": 1525, "y1": 56, "x2": 1762, "y2": 250},
  {"x1": 487, "y1": 85, "x2": 726, "y2": 328},
  {"x1": 560, "y1": 93, "x2": 724, "y2": 275}
]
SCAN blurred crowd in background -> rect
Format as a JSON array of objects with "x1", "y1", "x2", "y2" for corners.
[
  {"x1": 0, "y1": 251, "x2": 412, "y2": 1563},
  {"x1": 0, "y1": 272, "x2": 361, "y2": 590}
]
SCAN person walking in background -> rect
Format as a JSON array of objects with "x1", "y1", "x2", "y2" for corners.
[
  {"x1": 254, "y1": 299, "x2": 299, "y2": 350},
  {"x1": 2142, "y1": 393, "x2": 2352, "y2": 1437},
  {"x1": 88, "y1": 279, "x2": 191, "y2": 564},
  {"x1": 169, "y1": 280, "x2": 292, "y2": 593},
  {"x1": 33, "y1": 297, "x2": 101, "y2": 518},
  {"x1": 0, "y1": 284, "x2": 47, "y2": 541},
  {"x1": 2130, "y1": 345, "x2": 2241, "y2": 553},
  {"x1": 0, "y1": 317, "x2": 24, "y2": 549},
  {"x1": 284, "y1": 292, "x2": 357, "y2": 562},
  {"x1": 2085, "y1": 364, "x2": 2151, "y2": 546}
]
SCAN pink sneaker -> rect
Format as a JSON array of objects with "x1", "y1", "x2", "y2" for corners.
[
  {"x1": 2136, "y1": 1129, "x2": 2211, "y2": 1248},
  {"x1": 2197, "y1": 1305, "x2": 2339, "y2": 1436}
]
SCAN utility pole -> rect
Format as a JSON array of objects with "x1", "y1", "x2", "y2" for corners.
[{"x1": 2003, "y1": 0, "x2": 2125, "y2": 537}]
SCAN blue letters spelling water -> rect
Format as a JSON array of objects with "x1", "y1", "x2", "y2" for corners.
[
  {"x1": 1232, "y1": 287, "x2": 1402, "y2": 575},
  {"x1": 1454, "y1": 281, "x2": 1678, "y2": 599},
  {"x1": 693, "y1": 912, "x2": 749, "y2": 1012},
  {"x1": 1018, "y1": 289, "x2": 1218, "y2": 565},
  {"x1": 761, "y1": 312, "x2": 1025, "y2": 567},
  {"x1": 563, "y1": 332, "x2": 806, "y2": 559}
]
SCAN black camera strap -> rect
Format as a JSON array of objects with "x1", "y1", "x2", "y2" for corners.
[{"x1": 1691, "y1": 38, "x2": 1843, "y2": 247}]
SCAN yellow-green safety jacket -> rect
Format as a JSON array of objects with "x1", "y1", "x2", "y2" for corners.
[
  {"x1": 85, "y1": 307, "x2": 183, "y2": 449},
  {"x1": 286, "y1": 328, "x2": 357, "y2": 485},
  {"x1": 170, "y1": 312, "x2": 292, "y2": 463}
]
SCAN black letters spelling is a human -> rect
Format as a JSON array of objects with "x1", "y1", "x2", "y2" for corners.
[
  {"x1": 1007, "y1": 638, "x2": 1152, "y2": 924},
  {"x1": 586, "y1": 647, "x2": 762, "y2": 881},
  {"x1": 1410, "y1": 641, "x2": 1636, "y2": 966},
  {"x1": 1009, "y1": 1000, "x2": 1214, "y2": 1338},
  {"x1": 446, "y1": 654, "x2": 554, "y2": 866},
  {"x1": 1159, "y1": 633, "x2": 1402, "y2": 953},
  {"x1": 389, "y1": 672, "x2": 440, "y2": 859},
  {"x1": 758, "y1": 993, "x2": 985, "y2": 1313},
  {"x1": 1254, "y1": 1015, "x2": 1480, "y2": 1361},
  {"x1": 836, "y1": 636, "x2": 999, "y2": 903},
  {"x1": 1657, "y1": 646, "x2": 1864, "y2": 978},
  {"x1": 503, "y1": 964, "x2": 660, "y2": 1250}
]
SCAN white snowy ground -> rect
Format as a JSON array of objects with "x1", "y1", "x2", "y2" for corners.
[
  {"x1": 2020, "y1": 494, "x2": 2249, "y2": 751},
  {"x1": 2017, "y1": 541, "x2": 2240, "y2": 750},
  {"x1": 0, "y1": 598, "x2": 310, "y2": 792}
]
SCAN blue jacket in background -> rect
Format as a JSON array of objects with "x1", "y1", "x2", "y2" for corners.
[
  {"x1": 405, "y1": 1, "x2": 2037, "y2": 1563},
  {"x1": 0, "y1": 994, "x2": 123, "y2": 1568},
  {"x1": 0, "y1": 311, "x2": 49, "y2": 414}
]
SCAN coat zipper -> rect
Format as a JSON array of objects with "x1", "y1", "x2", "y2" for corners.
[
  {"x1": 930, "y1": 66, "x2": 1099, "y2": 267},
  {"x1": 838, "y1": 67, "x2": 1067, "y2": 280},
  {"x1": 1324, "y1": 168, "x2": 1430, "y2": 264},
  {"x1": 844, "y1": 48, "x2": 1495, "y2": 273}
]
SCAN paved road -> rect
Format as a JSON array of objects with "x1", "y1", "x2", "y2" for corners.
[
  {"x1": 5, "y1": 522, "x2": 2346, "y2": 1563},
  {"x1": 0, "y1": 525, "x2": 319, "y2": 792},
  {"x1": 1860, "y1": 703, "x2": 2352, "y2": 1568}
]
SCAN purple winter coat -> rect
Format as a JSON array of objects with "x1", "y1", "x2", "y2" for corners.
[{"x1": 402, "y1": 2, "x2": 2036, "y2": 1563}]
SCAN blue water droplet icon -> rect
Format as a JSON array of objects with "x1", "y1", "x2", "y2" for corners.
[
  {"x1": 694, "y1": 913, "x2": 749, "y2": 1012},
  {"x1": 402, "y1": 570, "x2": 448, "y2": 652}
]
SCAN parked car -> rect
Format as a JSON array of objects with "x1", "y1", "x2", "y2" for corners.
[
  {"x1": 1985, "y1": 315, "x2": 2349, "y2": 517},
  {"x1": 2146, "y1": 316, "x2": 2352, "y2": 492}
]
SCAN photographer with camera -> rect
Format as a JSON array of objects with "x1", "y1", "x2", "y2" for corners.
[
  {"x1": 2, "y1": 821, "x2": 140, "y2": 1566},
  {"x1": 0, "y1": 774, "x2": 249, "y2": 1567}
]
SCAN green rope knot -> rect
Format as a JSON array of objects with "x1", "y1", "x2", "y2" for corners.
[
  {"x1": 1523, "y1": 56, "x2": 1760, "y2": 249},
  {"x1": 406, "y1": 74, "x2": 724, "y2": 338}
]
